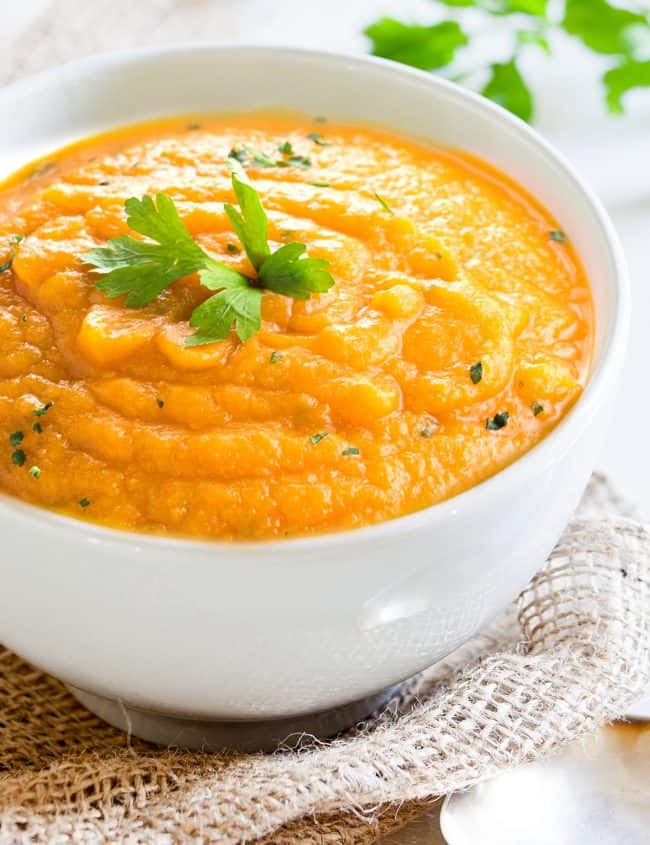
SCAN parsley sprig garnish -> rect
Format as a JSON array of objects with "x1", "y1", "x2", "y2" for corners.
[
  {"x1": 365, "y1": 0, "x2": 650, "y2": 121},
  {"x1": 85, "y1": 163, "x2": 335, "y2": 346}
]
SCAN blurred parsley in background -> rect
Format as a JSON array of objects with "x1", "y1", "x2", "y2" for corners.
[{"x1": 364, "y1": 0, "x2": 650, "y2": 122}]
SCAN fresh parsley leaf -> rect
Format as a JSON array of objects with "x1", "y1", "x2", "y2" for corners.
[
  {"x1": 278, "y1": 141, "x2": 294, "y2": 155},
  {"x1": 470, "y1": 361, "x2": 483, "y2": 384},
  {"x1": 259, "y1": 243, "x2": 334, "y2": 299},
  {"x1": 86, "y1": 193, "x2": 207, "y2": 307},
  {"x1": 187, "y1": 277, "x2": 262, "y2": 346},
  {"x1": 365, "y1": 18, "x2": 469, "y2": 70},
  {"x1": 9, "y1": 431, "x2": 24, "y2": 447},
  {"x1": 482, "y1": 58, "x2": 533, "y2": 122},
  {"x1": 79, "y1": 497, "x2": 91, "y2": 508},
  {"x1": 516, "y1": 28, "x2": 551, "y2": 55},
  {"x1": 482, "y1": 0, "x2": 547, "y2": 15},
  {"x1": 342, "y1": 446, "x2": 360, "y2": 456},
  {"x1": 604, "y1": 59, "x2": 650, "y2": 114},
  {"x1": 225, "y1": 163, "x2": 271, "y2": 270},
  {"x1": 486, "y1": 411, "x2": 510, "y2": 430},
  {"x1": 563, "y1": 0, "x2": 646, "y2": 56},
  {"x1": 86, "y1": 164, "x2": 335, "y2": 347}
]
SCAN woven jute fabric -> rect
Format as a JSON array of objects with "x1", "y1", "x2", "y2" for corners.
[{"x1": 0, "y1": 473, "x2": 649, "y2": 844}]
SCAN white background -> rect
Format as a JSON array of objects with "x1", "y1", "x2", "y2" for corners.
[{"x1": 3, "y1": 0, "x2": 650, "y2": 516}]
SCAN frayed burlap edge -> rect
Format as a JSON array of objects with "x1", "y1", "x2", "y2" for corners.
[{"x1": 1, "y1": 476, "x2": 649, "y2": 844}]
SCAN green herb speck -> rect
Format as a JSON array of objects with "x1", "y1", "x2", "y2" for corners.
[
  {"x1": 9, "y1": 431, "x2": 24, "y2": 447},
  {"x1": 470, "y1": 361, "x2": 483, "y2": 384},
  {"x1": 98, "y1": 180, "x2": 110, "y2": 186},
  {"x1": 420, "y1": 427, "x2": 434, "y2": 438},
  {"x1": 156, "y1": 398, "x2": 165, "y2": 409},
  {"x1": 486, "y1": 411, "x2": 509, "y2": 431},
  {"x1": 28, "y1": 466, "x2": 41, "y2": 479},
  {"x1": 342, "y1": 446, "x2": 360, "y2": 456},
  {"x1": 532, "y1": 402, "x2": 544, "y2": 417},
  {"x1": 550, "y1": 230, "x2": 566, "y2": 243},
  {"x1": 33, "y1": 422, "x2": 43, "y2": 434},
  {"x1": 79, "y1": 497, "x2": 91, "y2": 508},
  {"x1": 310, "y1": 432, "x2": 329, "y2": 445},
  {"x1": 288, "y1": 154, "x2": 311, "y2": 169},
  {"x1": 33, "y1": 402, "x2": 53, "y2": 417},
  {"x1": 307, "y1": 132, "x2": 332, "y2": 146},
  {"x1": 374, "y1": 192, "x2": 393, "y2": 215},
  {"x1": 11, "y1": 449, "x2": 26, "y2": 467},
  {"x1": 278, "y1": 141, "x2": 294, "y2": 155},
  {"x1": 269, "y1": 351, "x2": 282, "y2": 363},
  {"x1": 309, "y1": 181, "x2": 330, "y2": 188}
]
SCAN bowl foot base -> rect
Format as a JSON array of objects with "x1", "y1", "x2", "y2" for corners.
[{"x1": 68, "y1": 684, "x2": 402, "y2": 752}]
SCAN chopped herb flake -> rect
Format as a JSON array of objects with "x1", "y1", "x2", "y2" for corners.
[
  {"x1": 156, "y1": 398, "x2": 165, "y2": 408},
  {"x1": 420, "y1": 427, "x2": 434, "y2": 438},
  {"x1": 486, "y1": 411, "x2": 510, "y2": 431},
  {"x1": 28, "y1": 466, "x2": 41, "y2": 479},
  {"x1": 374, "y1": 192, "x2": 394, "y2": 214},
  {"x1": 309, "y1": 181, "x2": 330, "y2": 188},
  {"x1": 9, "y1": 431, "x2": 24, "y2": 447},
  {"x1": 269, "y1": 351, "x2": 282, "y2": 363},
  {"x1": 470, "y1": 361, "x2": 483, "y2": 384},
  {"x1": 228, "y1": 147, "x2": 248, "y2": 164},
  {"x1": 532, "y1": 402, "x2": 544, "y2": 416},
  {"x1": 278, "y1": 141, "x2": 294, "y2": 155},
  {"x1": 550, "y1": 230, "x2": 566, "y2": 243},
  {"x1": 33, "y1": 422, "x2": 43, "y2": 434},
  {"x1": 98, "y1": 180, "x2": 110, "y2": 186},
  {"x1": 342, "y1": 446, "x2": 360, "y2": 456},
  {"x1": 226, "y1": 242, "x2": 240, "y2": 254},
  {"x1": 79, "y1": 497, "x2": 91, "y2": 508},
  {"x1": 307, "y1": 132, "x2": 332, "y2": 146},
  {"x1": 288, "y1": 154, "x2": 311, "y2": 169},
  {"x1": 11, "y1": 449, "x2": 26, "y2": 467},
  {"x1": 33, "y1": 402, "x2": 53, "y2": 417},
  {"x1": 310, "y1": 432, "x2": 329, "y2": 445},
  {"x1": 21, "y1": 315, "x2": 27, "y2": 322}
]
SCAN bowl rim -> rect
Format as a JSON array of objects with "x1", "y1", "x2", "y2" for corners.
[{"x1": 0, "y1": 43, "x2": 631, "y2": 553}]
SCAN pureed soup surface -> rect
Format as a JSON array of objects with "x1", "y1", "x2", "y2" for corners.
[{"x1": 0, "y1": 115, "x2": 593, "y2": 540}]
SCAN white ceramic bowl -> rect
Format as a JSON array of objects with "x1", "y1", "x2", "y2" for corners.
[{"x1": 0, "y1": 45, "x2": 629, "y2": 750}]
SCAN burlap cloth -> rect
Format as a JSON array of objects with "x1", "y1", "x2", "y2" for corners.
[
  {"x1": 0, "y1": 472, "x2": 647, "y2": 844},
  {"x1": 1, "y1": 5, "x2": 650, "y2": 842}
]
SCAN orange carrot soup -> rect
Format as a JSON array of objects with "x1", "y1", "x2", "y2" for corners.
[{"x1": 0, "y1": 115, "x2": 593, "y2": 540}]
